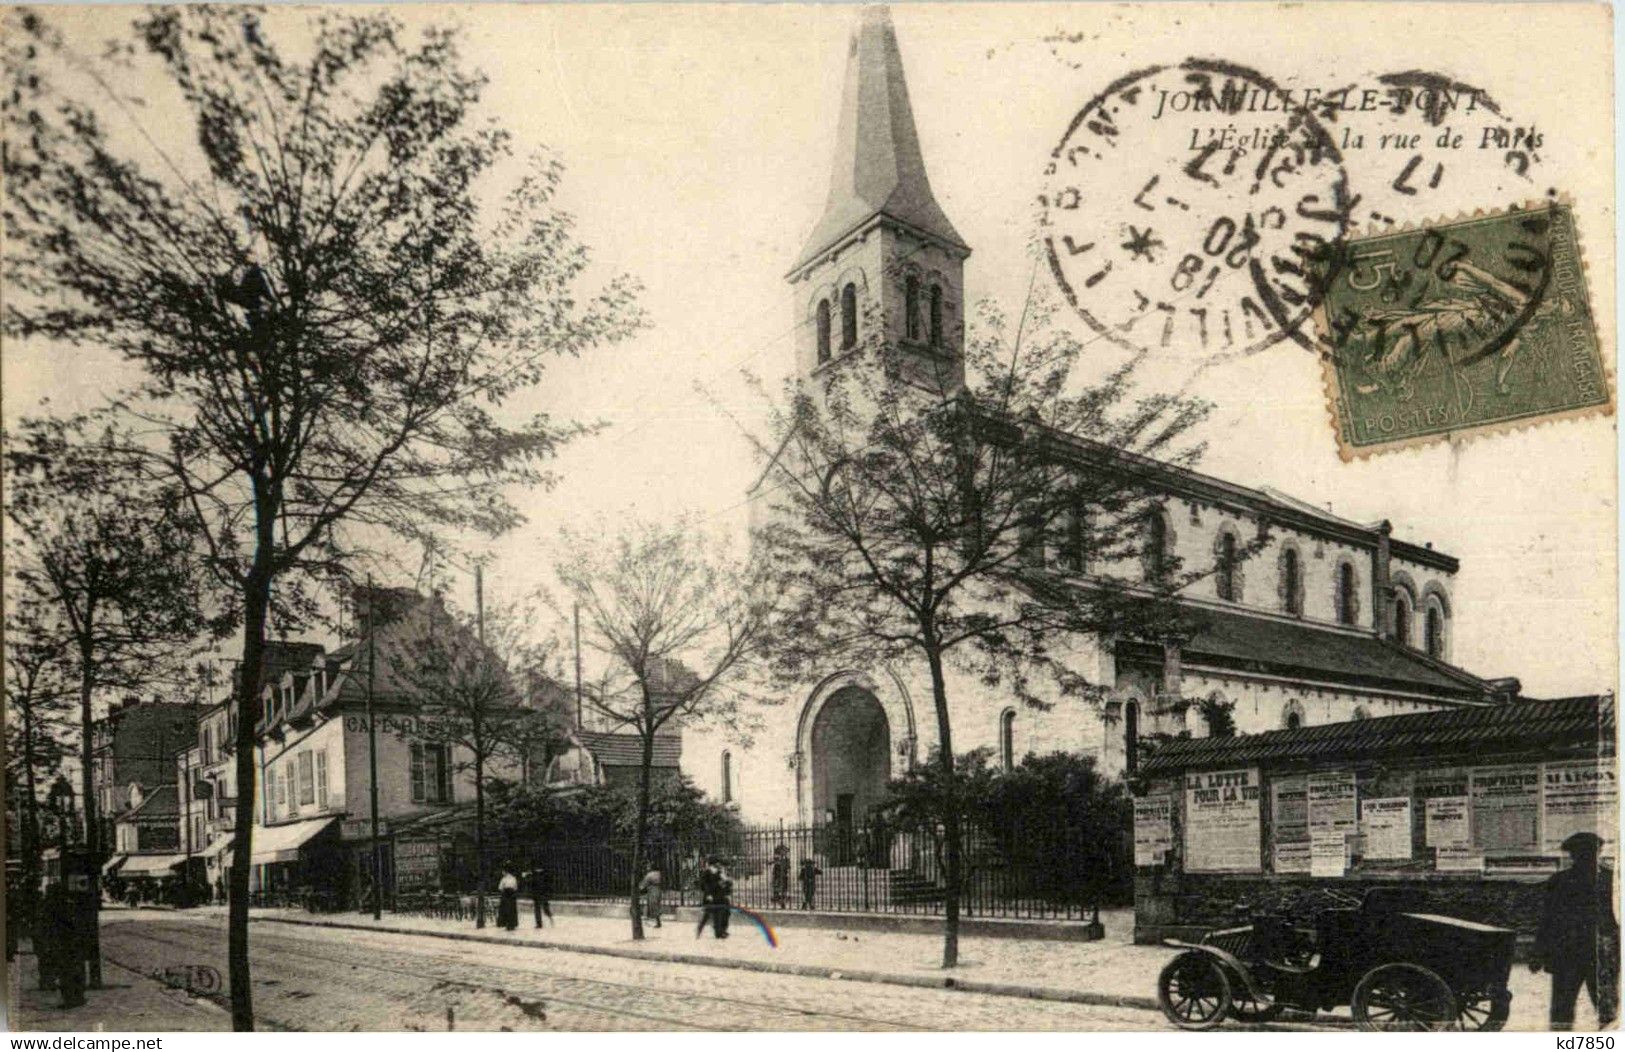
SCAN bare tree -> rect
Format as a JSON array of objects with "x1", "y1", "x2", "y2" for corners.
[
  {"x1": 4, "y1": 8, "x2": 640, "y2": 1027},
  {"x1": 387, "y1": 589, "x2": 566, "y2": 927},
  {"x1": 4, "y1": 422, "x2": 214, "y2": 985},
  {"x1": 753, "y1": 285, "x2": 1255, "y2": 967},
  {"x1": 556, "y1": 521, "x2": 776, "y2": 940}
]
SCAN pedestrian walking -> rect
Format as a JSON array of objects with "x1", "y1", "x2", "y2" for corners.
[
  {"x1": 770, "y1": 845, "x2": 791, "y2": 909},
  {"x1": 215, "y1": 876, "x2": 226, "y2": 906},
  {"x1": 525, "y1": 861, "x2": 553, "y2": 928},
  {"x1": 638, "y1": 868, "x2": 664, "y2": 928},
  {"x1": 1532, "y1": 831, "x2": 1619, "y2": 1029},
  {"x1": 495, "y1": 864, "x2": 520, "y2": 931},
  {"x1": 799, "y1": 857, "x2": 822, "y2": 910},
  {"x1": 695, "y1": 857, "x2": 732, "y2": 939}
]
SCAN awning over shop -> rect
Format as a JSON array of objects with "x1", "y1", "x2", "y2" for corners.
[
  {"x1": 121, "y1": 854, "x2": 185, "y2": 876},
  {"x1": 200, "y1": 835, "x2": 235, "y2": 860},
  {"x1": 249, "y1": 817, "x2": 337, "y2": 865},
  {"x1": 102, "y1": 855, "x2": 129, "y2": 875}
]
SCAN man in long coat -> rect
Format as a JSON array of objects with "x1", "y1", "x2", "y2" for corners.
[{"x1": 1532, "y1": 831, "x2": 1619, "y2": 1029}]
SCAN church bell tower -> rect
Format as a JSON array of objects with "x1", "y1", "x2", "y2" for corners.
[{"x1": 788, "y1": 6, "x2": 970, "y2": 394}]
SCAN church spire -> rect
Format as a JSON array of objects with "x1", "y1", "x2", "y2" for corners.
[{"x1": 792, "y1": 6, "x2": 967, "y2": 275}]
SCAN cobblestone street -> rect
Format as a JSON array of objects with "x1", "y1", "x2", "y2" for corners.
[{"x1": 12, "y1": 910, "x2": 1187, "y2": 1032}]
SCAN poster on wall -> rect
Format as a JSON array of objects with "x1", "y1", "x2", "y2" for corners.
[
  {"x1": 1436, "y1": 844, "x2": 1486, "y2": 873},
  {"x1": 1308, "y1": 771, "x2": 1358, "y2": 837},
  {"x1": 1361, "y1": 797, "x2": 1413, "y2": 860},
  {"x1": 1272, "y1": 776, "x2": 1310, "y2": 873},
  {"x1": 1470, "y1": 765, "x2": 1541, "y2": 856},
  {"x1": 1310, "y1": 831, "x2": 1348, "y2": 877},
  {"x1": 1425, "y1": 796, "x2": 1471, "y2": 847},
  {"x1": 1134, "y1": 795, "x2": 1173, "y2": 866},
  {"x1": 1184, "y1": 768, "x2": 1262, "y2": 873},
  {"x1": 1542, "y1": 760, "x2": 1619, "y2": 857}
]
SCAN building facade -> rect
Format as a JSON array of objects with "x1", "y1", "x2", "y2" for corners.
[
  {"x1": 89, "y1": 699, "x2": 197, "y2": 855},
  {"x1": 683, "y1": 8, "x2": 1523, "y2": 828}
]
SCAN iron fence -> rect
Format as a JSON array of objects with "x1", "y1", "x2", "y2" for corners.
[{"x1": 386, "y1": 815, "x2": 1121, "y2": 921}]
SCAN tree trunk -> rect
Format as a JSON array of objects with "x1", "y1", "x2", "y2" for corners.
[
  {"x1": 925, "y1": 645, "x2": 960, "y2": 969},
  {"x1": 474, "y1": 753, "x2": 486, "y2": 929},
  {"x1": 77, "y1": 637, "x2": 101, "y2": 987},
  {"x1": 228, "y1": 566, "x2": 273, "y2": 1031},
  {"x1": 20, "y1": 700, "x2": 42, "y2": 939},
  {"x1": 628, "y1": 722, "x2": 655, "y2": 941}
]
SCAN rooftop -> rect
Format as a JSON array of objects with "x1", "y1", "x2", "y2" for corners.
[{"x1": 1140, "y1": 693, "x2": 1613, "y2": 773}]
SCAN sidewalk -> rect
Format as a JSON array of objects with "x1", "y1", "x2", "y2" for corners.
[
  {"x1": 227, "y1": 903, "x2": 1589, "y2": 1031},
  {"x1": 6, "y1": 945, "x2": 231, "y2": 1032}
]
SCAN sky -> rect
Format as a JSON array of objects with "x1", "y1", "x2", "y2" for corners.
[{"x1": 3, "y1": 3, "x2": 1616, "y2": 699}]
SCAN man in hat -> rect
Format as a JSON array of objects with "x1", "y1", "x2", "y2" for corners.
[{"x1": 1532, "y1": 831, "x2": 1619, "y2": 1029}]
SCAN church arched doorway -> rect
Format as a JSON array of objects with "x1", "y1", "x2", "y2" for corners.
[{"x1": 809, "y1": 686, "x2": 891, "y2": 845}]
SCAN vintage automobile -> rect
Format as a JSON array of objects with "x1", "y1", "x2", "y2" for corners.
[{"x1": 1156, "y1": 888, "x2": 1517, "y2": 1031}]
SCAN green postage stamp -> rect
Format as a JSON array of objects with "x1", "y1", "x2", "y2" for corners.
[{"x1": 1316, "y1": 201, "x2": 1612, "y2": 460}]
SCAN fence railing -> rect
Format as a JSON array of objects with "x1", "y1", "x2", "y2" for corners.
[{"x1": 383, "y1": 816, "x2": 1118, "y2": 922}]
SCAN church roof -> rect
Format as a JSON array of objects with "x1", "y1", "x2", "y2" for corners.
[
  {"x1": 791, "y1": 6, "x2": 968, "y2": 275},
  {"x1": 1119, "y1": 605, "x2": 1496, "y2": 700},
  {"x1": 577, "y1": 730, "x2": 683, "y2": 769}
]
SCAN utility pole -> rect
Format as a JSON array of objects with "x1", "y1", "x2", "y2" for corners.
[
  {"x1": 366, "y1": 577, "x2": 382, "y2": 921},
  {"x1": 573, "y1": 604, "x2": 583, "y2": 729}
]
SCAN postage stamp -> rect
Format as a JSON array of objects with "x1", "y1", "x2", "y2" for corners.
[{"x1": 1314, "y1": 200, "x2": 1611, "y2": 460}]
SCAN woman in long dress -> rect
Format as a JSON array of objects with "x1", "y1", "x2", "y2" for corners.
[{"x1": 496, "y1": 864, "x2": 520, "y2": 931}]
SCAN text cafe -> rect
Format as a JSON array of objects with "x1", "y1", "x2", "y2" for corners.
[{"x1": 1130, "y1": 694, "x2": 1615, "y2": 947}]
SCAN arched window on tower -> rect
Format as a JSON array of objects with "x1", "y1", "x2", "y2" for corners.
[
  {"x1": 1281, "y1": 547, "x2": 1303, "y2": 616},
  {"x1": 1143, "y1": 513, "x2": 1168, "y2": 582},
  {"x1": 1215, "y1": 531, "x2": 1240, "y2": 602},
  {"x1": 1283, "y1": 699, "x2": 1305, "y2": 730},
  {"x1": 999, "y1": 708, "x2": 1016, "y2": 771},
  {"x1": 816, "y1": 299, "x2": 832, "y2": 364},
  {"x1": 721, "y1": 750, "x2": 734, "y2": 805},
  {"x1": 930, "y1": 284, "x2": 944, "y2": 348},
  {"x1": 905, "y1": 275, "x2": 922, "y2": 341},
  {"x1": 841, "y1": 284, "x2": 858, "y2": 350},
  {"x1": 1425, "y1": 605, "x2": 1444, "y2": 659},
  {"x1": 1336, "y1": 561, "x2": 1357, "y2": 625},
  {"x1": 1393, "y1": 591, "x2": 1414, "y2": 647}
]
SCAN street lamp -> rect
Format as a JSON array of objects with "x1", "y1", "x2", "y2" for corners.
[{"x1": 46, "y1": 775, "x2": 76, "y2": 856}]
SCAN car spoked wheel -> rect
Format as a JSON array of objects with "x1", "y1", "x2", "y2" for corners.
[
  {"x1": 1456, "y1": 987, "x2": 1511, "y2": 1031},
  {"x1": 1158, "y1": 951, "x2": 1233, "y2": 1031},
  {"x1": 1352, "y1": 963, "x2": 1461, "y2": 1031},
  {"x1": 1230, "y1": 988, "x2": 1284, "y2": 1024}
]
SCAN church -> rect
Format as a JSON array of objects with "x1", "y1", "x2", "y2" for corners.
[{"x1": 681, "y1": 7, "x2": 1521, "y2": 829}]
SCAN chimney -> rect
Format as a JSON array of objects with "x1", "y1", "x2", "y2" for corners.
[{"x1": 1371, "y1": 520, "x2": 1392, "y2": 639}]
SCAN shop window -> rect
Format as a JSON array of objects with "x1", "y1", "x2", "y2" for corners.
[{"x1": 1000, "y1": 708, "x2": 1017, "y2": 771}]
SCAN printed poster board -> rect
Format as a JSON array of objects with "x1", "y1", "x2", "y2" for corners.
[
  {"x1": 1435, "y1": 844, "x2": 1485, "y2": 873},
  {"x1": 1134, "y1": 794, "x2": 1173, "y2": 866},
  {"x1": 1542, "y1": 760, "x2": 1618, "y2": 858},
  {"x1": 1310, "y1": 831, "x2": 1348, "y2": 877},
  {"x1": 1425, "y1": 796, "x2": 1471, "y2": 848},
  {"x1": 1470, "y1": 765, "x2": 1541, "y2": 856},
  {"x1": 1184, "y1": 768, "x2": 1262, "y2": 873},
  {"x1": 1361, "y1": 797, "x2": 1413, "y2": 860},
  {"x1": 1308, "y1": 771, "x2": 1358, "y2": 838},
  {"x1": 1271, "y1": 776, "x2": 1310, "y2": 873}
]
